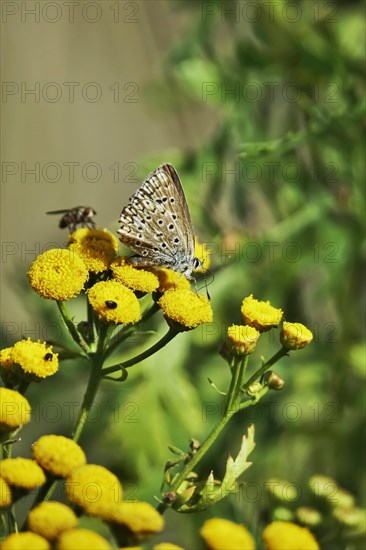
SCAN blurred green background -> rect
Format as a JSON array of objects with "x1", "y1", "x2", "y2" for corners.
[{"x1": 1, "y1": 0, "x2": 365, "y2": 548}]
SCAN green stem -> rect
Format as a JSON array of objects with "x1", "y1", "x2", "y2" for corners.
[
  {"x1": 1, "y1": 429, "x2": 20, "y2": 460},
  {"x1": 243, "y1": 347, "x2": 288, "y2": 390},
  {"x1": 30, "y1": 326, "x2": 110, "y2": 509},
  {"x1": 105, "y1": 302, "x2": 160, "y2": 360},
  {"x1": 57, "y1": 301, "x2": 90, "y2": 354},
  {"x1": 72, "y1": 325, "x2": 109, "y2": 442},
  {"x1": 86, "y1": 300, "x2": 95, "y2": 345},
  {"x1": 224, "y1": 356, "x2": 248, "y2": 415},
  {"x1": 157, "y1": 408, "x2": 235, "y2": 514},
  {"x1": 17, "y1": 381, "x2": 30, "y2": 395},
  {"x1": 157, "y1": 354, "x2": 251, "y2": 514},
  {"x1": 7, "y1": 507, "x2": 18, "y2": 534},
  {"x1": 102, "y1": 327, "x2": 178, "y2": 375}
]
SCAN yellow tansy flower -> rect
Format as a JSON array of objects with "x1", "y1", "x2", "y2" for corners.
[
  {"x1": 227, "y1": 325, "x2": 260, "y2": 355},
  {"x1": 158, "y1": 289, "x2": 213, "y2": 331},
  {"x1": 28, "y1": 501, "x2": 78, "y2": 539},
  {"x1": 153, "y1": 544, "x2": 185, "y2": 550},
  {"x1": 65, "y1": 464, "x2": 122, "y2": 516},
  {"x1": 0, "y1": 532, "x2": 50, "y2": 550},
  {"x1": 28, "y1": 248, "x2": 88, "y2": 301},
  {"x1": 111, "y1": 256, "x2": 159, "y2": 293},
  {"x1": 7, "y1": 339, "x2": 58, "y2": 382},
  {"x1": 262, "y1": 521, "x2": 319, "y2": 550},
  {"x1": 0, "y1": 458, "x2": 46, "y2": 489},
  {"x1": 32, "y1": 435, "x2": 86, "y2": 478},
  {"x1": 266, "y1": 479, "x2": 299, "y2": 502},
  {"x1": 152, "y1": 268, "x2": 191, "y2": 292},
  {"x1": 0, "y1": 388, "x2": 31, "y2": 430},
  {"x1": 68, "y1": 228, "x2": 118, "y2": 273},
  {"x1": 0, "y1": 476, "x2": 12, "y2": 508},
  {"x1": 333, "y1": 506, "x2": 366, "y2": 528},
  {"x1": 280, "y1": 322, "x2": 313, "y2": 350},
  {"x1": 296, "y1": 507, "x2": 322, "y2": 527},
  {"x1": 194, "y1": 236, "x2": 211, "y2": 271},
  {"x1": 87, "y1": 281, "x2": 141, "y2": 324},
  {"x1": 56, "y1": 528, "x2": 111, "y2": 550},
  {"x1": 241, "y1": 295, "x2": 283, "y2": 331},
  {"x1": 107, "y1": 501, "x2": 164, "y2": 542},
  {"x1": 200, "y1": 518, "x2": 256, "y2": 550}
]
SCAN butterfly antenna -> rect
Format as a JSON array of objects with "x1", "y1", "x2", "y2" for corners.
[{"x1": 197, "y1": 268, "x2": 213, "y2": 301}]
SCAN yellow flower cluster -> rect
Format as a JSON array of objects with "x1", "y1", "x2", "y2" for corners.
[
  {"x1": 223, "y1": 295, "x2": 313, "y2": 358},
  {"x1": 32, "y1": 435, "x2": 86, "y2": 477},
  {"x1": 26, "y1": 228, "x2": 213, "y2": 331},
  {"x1": 0, "y1": 458, "x2": 46, "y2": 490},
  {"x1": 262, "y1": 520, "x2": 319, "y2": 549},
  {"x1": 199, "y1": 517, "x2": 319, "y2": 550},
  {"x1": 158, "y1": 289, "x2": 213, "y2": 331},
  {"x1": 241, "y1": 294, "x2": 283, "y2": 332},
  {"x1": 87, "y1": 280, "x2": 142, "y2": 325},
  {"x1": 68, "y1": 228, "x2": 119, "y2": 273},
  {"x1": 111, "y1": 256, "x2": 159, "y2": 293},
  {"x1": 200, "y1": 517, "x2": 255, "y2": 549},
  {"x1": 0, "y1": 339, "x2": 58, "y2": 383},
  {"x1": 28, "y1": 248, "x2": 88, "y2": 301}
]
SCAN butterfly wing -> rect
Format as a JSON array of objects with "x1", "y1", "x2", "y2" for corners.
[{"x1": 117, "y1": 164, "x2": 195, "y2": 274}]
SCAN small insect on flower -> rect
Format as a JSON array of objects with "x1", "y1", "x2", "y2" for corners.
[
  {"x1": 117, "y1": 164, "x2": 202, "y2": 280},
  {"x1": 105, "y1": 300, "x2": 118, "y2": 309},
  {"x1": 47, "y1": 206, "x2": 96, "y2": 232}
]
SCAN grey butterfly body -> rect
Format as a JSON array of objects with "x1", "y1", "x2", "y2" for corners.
[{"x1": 117, "y1": 163, "x2": 201, "y2": 279}]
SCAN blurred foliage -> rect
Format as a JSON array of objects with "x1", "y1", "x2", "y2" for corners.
[
  {"x1": 2, "y1": 1, "x2": 365, "y2": 548},
  {"x1": 133, "y1": 1, "x2": 365, "y2": 547}
]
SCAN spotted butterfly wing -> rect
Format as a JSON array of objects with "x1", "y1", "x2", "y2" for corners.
[{"x1": 117, "y1": 164, "x2": 200, "y2": 279}]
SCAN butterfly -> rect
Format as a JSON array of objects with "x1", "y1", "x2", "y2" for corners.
[
  {"x1": 117, "y1": 163, "x2": 202, "y2": 280},
  {"x1": 47, "y1": 206, "x2": 96, "y2": 232}
]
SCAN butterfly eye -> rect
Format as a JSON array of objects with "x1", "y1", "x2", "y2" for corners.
[
  {"x1": 193, "y1": 258, "x2": 201, "y2": 269},
  {"x1": 105, "y1": 300, "x2": 118, "y2": 309}
]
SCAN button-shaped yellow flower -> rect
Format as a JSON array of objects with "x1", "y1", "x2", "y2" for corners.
[
  {"x1": 262, "y1": 521, "x2": 319, "y2": 550},
  {"x1": 0, "y1": 532, "x2": 50, "y2": 550},
  {"x1": 28, "y1": 249, "x2": 88, "y2": 301},
  {"x1": 280, "y1": 322, "x2": 313, "y2": 350},
  {"x1": 32, "y1": 435, "x2": 86, "y2": 478},
  {"x1": 241, "y1": 295, "x2": 283, "y2": 331},
  {"x1": 56, "y1": 528, "x2": 111, "y2": 550},
  {"x1": 107, "y1": 501, "x2": 164, "y2": 542},
  {"x1": 4, "y1": 339, "x2": 59, "y2": 382},
  {"x1": 227, "y1": 324, "x2": 260, "y2": 355},
  {"x1": 111, "y1": 256, "x2": 159, "y2": 293},
  {"x1": 0, "y1": 388, "x2": 31, "y2": 430},
  {"x1": 68, "y1": 228, "x2": 118, "y2": 273},
  {"x1": 158, "y1": 289, "x2": 213, "y2": 331},
  {"x1": 65, "y1": 464, "x2": 122, "y2": 516},
  {"x1": 28, "y1": 502, "x2": 78, "y2": 540},
  {"x1": 200, "y1": 518, "x2": 256, "y2": 550},
  {"x1": 87, "y1": 281, "x2": 141, "y2": 324},
  {"x1": 0, "y1": 458, "x2": 46, "y2": 490}
]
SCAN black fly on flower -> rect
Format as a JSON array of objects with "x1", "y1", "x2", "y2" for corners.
[{"x1": 47, "y1": 206, "x2": 96, "y2": 233}]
